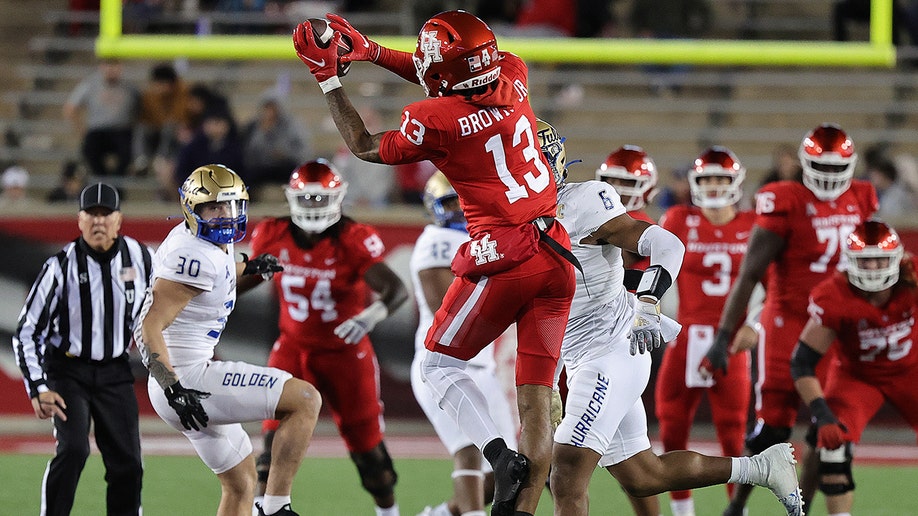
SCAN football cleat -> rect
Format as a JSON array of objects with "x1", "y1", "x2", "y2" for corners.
[
  {"x1": 256, "y1": 502, "x2": 299, "y2": 516},
  {"x1": 752, "y1": 443, "x2": 804, "y2": 516},
  {"x1": 490, "y1": 448, "x2": 530, "y2": 516}
]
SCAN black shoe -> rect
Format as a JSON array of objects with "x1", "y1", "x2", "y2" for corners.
[
  {"x1": 491, "y1": 449, "x2": 530, "y2": 516},
  {"x1": 257, "y1": 502, "x2": 299, "y2": 516}
]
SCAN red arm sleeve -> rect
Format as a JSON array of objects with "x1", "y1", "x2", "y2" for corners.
[{"x1": 375, "y1": 47, "x2": 419, "y2": 84}]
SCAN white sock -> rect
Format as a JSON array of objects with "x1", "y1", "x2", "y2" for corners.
[
  {"x1": 729, "y1": 456, "x2": 752, "y2": 484},
  {"x1": 252, "y1": 496, "x2": 264, "y2": 516},
  {"x1": 460, "y1": 511, "x2": 487, "y2": 516},
  {"x1": 375, "y1": 503, "x2": 399, "y2": 516},
  {"x1": 670, "y1": 497, "x2": 695, "y2": 516},
  {"x1": 428, "y1": 502, "x2": 451, "y2": 516},
  {"x1": 261, "y1": 495, "x2": 291, "y2": 515},
  {"x1": 829, "y1": 513, "x2": 852, "y2": 516}
]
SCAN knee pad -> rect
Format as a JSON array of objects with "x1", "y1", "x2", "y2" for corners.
[
  {"x1": 817, "y1": 443, "x2": 855, "y2": 496},
  {"x1": 351, "y1": 442, "x2": 398, "y2": 499},
  {"x1": 744, "y1": 422, "x2": 791, "y2": 455}
]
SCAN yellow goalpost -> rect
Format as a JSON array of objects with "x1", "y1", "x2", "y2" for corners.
[{"x1": 96, "y1": 0, "x2": 896, "y2": 67}]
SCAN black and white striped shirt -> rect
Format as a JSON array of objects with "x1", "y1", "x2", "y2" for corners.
[{"x1": 13, "y1": 236, "x2": 153, "y2": 398}]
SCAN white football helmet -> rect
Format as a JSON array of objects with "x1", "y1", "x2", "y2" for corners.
[
  {"x1": 844, "y1": 220, "x2": 904, "y2": 292},
  {"x1": 799, "y1": 123, "x2": 858, "y2": 201},
  {"x1": 596, "y1": 145, "x2": 657, "y2": 211},
  {"x1": 689, "y1": 146, "x2": 745, "y2": 209},
  {"x1": 285, "y1": 159, "x2": 348, "y2": 233}
]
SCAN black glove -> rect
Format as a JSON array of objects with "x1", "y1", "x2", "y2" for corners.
[
  {"x1": 241, "y1": 253, "x2": 284, "y2": 280},
  {"x1": 164, "y1": 381, "x2": 211, "y2": 431},
  {"x1": 699, "y1": 328, "x2": 731, "y2": 379}
]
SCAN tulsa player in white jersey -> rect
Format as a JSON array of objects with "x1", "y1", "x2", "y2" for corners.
[
  {"x1": 535, "y1": 121, "x2": 803, "y2": 516},
  {"x1": 135, "y1": 165, "x2": 321, "y2": 516},
  {"x1": 410, "y1": 171, "x2": 519, "y2": 516}
]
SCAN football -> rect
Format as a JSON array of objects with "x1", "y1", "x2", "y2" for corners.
[{"x1": 308, "y1": 17, "x2": 352, "y2": 76}]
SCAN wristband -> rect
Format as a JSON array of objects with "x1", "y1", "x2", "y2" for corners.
[
  {"x1": 319, "y1": 76, "x2": 342, "y2": 94},
  {"x1": 635, "y1": 265, "x2": 672, "y2": 303}
]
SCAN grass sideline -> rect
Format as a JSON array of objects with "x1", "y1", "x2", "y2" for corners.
[{"x1": 2, "y1": 454, "x2": 917, "y2": 515}]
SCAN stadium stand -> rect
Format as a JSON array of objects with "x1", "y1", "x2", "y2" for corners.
[{"x1": 0, "y1": 0, "x2": 916, "y2": 204}]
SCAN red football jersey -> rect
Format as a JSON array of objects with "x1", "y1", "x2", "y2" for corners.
[
  {"x1": 378, "y1": 52, "x2": 557, "y2": 239},
  {"x1": 250, "y1": 217, "x2": 386, "y2": 350},
  {"x1": 661, "y1": 205, "x2": 756, "y2": 326},
  {"x1": 754, "y1": 179, "x2": 877, "y2": 317},
  {"x1": 809, "y1": 270, "x2": 918, "y2": 381}
]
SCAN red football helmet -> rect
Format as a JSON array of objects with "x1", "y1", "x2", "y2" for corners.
[
  {"x1": 595, "y1": 145, "x2": 657, "y2": 211},
  {"x1": 799, "y1": 123, "x2": 857, "y2": 201},
  {"x1": 413, "y1": 10, "x2": 500, "y2": 97},
  {"x1": 689, "y1": 146, "x2": 745, "y2": 209},
  {"x1": 285, "y1": 159, "x2": 348, "y2": 233},
  {"x1": 844, "y1": 220, "x2": 904, "y2": 292}
]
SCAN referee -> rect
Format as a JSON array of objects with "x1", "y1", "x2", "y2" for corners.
[{"x1": 13, "y1": 182, "x2": 151, "y2": 515}]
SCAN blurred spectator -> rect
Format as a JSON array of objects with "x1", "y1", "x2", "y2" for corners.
[
  {"x1": 67, "y1": 0, "x2": 99, "y2": 36},
  {"x1": 867, "y1": 158, "x2": 915, "y2": 218},
  {"x1": 759, "y1": 143, "x2": 803, "y2": 188},
  {"x1": 630, "y1": 0, "x2": 711, "y2": 96},
  {"x1": 241, "y1": 92, "x2": 311, "y2": 192},
  {"x1": 476, "y1": 0, "x2": 521, "y2": 27},
  {"x1": 1, "y1": 165, "x2": 30, "y2": 207},
  {"x1": 153, "y1": 83, "x2": 230, "y2": 200},
  {"x1": 135, "y1": 63, "x2": 192, "y2": 176},
  {"x1": 833, "y1": 0, "x2": 918, "y2": 46},
  {"x1": 63, "y1": 59, "x2": 140, "y2": 178},
  {"x1": 47, "y1": 160, "x2": 89, "y2": 204},
  {"x1": 655, "y1": 164, "x2": 692, "y2": 211},
  {"x1": 576, "y1": 0, "x2": 620, "y2": 37},
  {"x1": 631, "y1": 0, "x2": 711, "y2": 38},
  {"x1": 515, "y1": 0, "x2": 576, "y2": 36},
  {"x1": 172, "y1": 103, "x2": 244, "y2": 198},
  {"x1": 178, "y1": 83, "x2": 229, "y2": 144},
  {"x1": 217, "y1": 0, "x2": 266, "y2": 33}
]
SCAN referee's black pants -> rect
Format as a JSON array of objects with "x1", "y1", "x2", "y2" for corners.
[{"x1": 44, "y1": 350, "x2": 143, "y2": 516}]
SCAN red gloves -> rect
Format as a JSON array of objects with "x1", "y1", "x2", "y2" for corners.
[
  {"x1": 293, "y1": 21, "x2": 342, "y2": 87},
  {"x1": 817, "y1": 422, "x2": 849, "y2": 450},
  {"x1": 327, "y1": 13, "x2": 380, "y2": 64}
]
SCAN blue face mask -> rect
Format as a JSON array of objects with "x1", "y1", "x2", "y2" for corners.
[
  {"x1": 432, "y1": 195, "x2": 467, "y2": 232},
  {"x1": 190, "y1": 199, "x2": 249, "y2": 244}
]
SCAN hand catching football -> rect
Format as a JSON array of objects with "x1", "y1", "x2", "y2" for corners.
[{"x1": 302, "y1": 17, "x2": 352, "y2": 77}]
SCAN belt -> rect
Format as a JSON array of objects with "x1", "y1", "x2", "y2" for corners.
[
  {"x1": 532, "y1": 216, "x2": 555, "y2": 232},
  {"x1": 531, "y1": 216, "x2": 584, "y2": 280}
]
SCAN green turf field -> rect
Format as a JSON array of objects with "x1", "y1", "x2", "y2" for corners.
[{"x1": 1, "y1": 454, "x2": 915, "y2": 515}]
